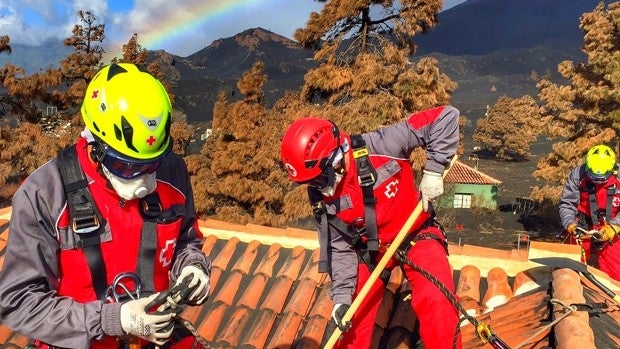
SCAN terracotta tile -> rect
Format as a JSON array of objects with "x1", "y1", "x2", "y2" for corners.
[
  {"x1": 266, "y1": 312, "x2": 304, "y2": 348},
  {"x1": 296, "y1": 314, "x2": 328, "y2": 349},
  {"x1": 307, "y1": 284, "x2": 332, "y2": 319},
  {"x1": 457, "y1": 265, "x2": 481, "y2": 302},
  {"x1": 197, "y1": 302, "x2": 228, "y2": 341},
  {"x1": 211, "y1": 237, "x2": 240, "y2": 271},
  {"x1": 462, "y1": 245, "x2": 515, "y2": 260},
  {"x1": 230, "y1": 240, "x2": 261, "y2": 274},
  {"x1": 9, "y1": 333, "x2": 29, "y2": 347},
  {"x1": 513, "y1": 270, "x2": 542, "y2": 296},
  {"x1": 260, "y1": 275, "x2": 293, "y2": 312},
  {"x1": 552, "y1": 268, "x2": 595, "y2": 348},
  {"x1": 0, "y1": 324, "x2": 13, "y2": 343},
  {"x1": 239, "y1": 309, "x2": 277, "y2": 348},
  {"x1": 283, "y1": 278, "x2": 321, "y2": 315},
  {"x1": 276, "y1": 246, "x2": 308, "y2": 280},
  {"x1": 297, "y1": 248, "x2": 324, "y2": 285},
  {"x1": 214, "y1": 306, "x2": 251, "y2": 347},
  {"x1": 200, "y1": 218, "x2": 246, "y2": 232},
  {"x1": 255, "y1": 243, "x2": 282, "y2": 277},
  {"x1": 237, "y1": 274, "x2": 268, "y2": 309},
  {"x1": 201, "y1": 234, "x2": 218, "y2": 255},
  {"x1": 482, "y1": 267, "x2": 513, "y2": 310},
  {"x1": 212, "y1": 271, "x2": 243, "y2": 305},
  {"x1": 0, "y1": 224, "x2": 9, "y2": 253}
]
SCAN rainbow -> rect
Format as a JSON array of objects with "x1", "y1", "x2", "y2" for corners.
[{"x1": 139, "y1": 0, "x2": 262, "y2": 54}]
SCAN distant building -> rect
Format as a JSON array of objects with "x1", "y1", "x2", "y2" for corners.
[{"x1": 442, "y1": 160, "x2": 502, "y2": 210}]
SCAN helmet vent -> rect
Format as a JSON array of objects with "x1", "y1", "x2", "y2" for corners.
[
  {"x1": 106, "y1": 63, "x2": 128, "y2": 81},
  {"x1": 121, "y1": 116, "x2": 138, "y2": 153}
]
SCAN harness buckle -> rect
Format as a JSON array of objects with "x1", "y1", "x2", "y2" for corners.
[{"x1": 72, "y1": 214, "x2": 100, "y2": 234}]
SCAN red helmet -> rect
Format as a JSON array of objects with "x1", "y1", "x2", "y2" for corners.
[{"x1": 280, "y1": 117, "x2": 344, "y2": 183}]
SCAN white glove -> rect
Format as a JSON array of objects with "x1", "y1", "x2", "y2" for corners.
[
  {"x1": 331, "y1": 303, "x2": 352, "y2": 332},
  {"x1": 176, "y1": 265, "x2": 210, "y2": 305},
  {"x1": 120, "y1": 293, "x2": 178, "y2": 345},
  {"x1": 419, "y1": 170, "x2": 443, "y2": 212}
]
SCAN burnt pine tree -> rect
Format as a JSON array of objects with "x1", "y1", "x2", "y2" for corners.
[
  {"x1": 187, "y1": 61, "x2": 290, "y2": 226},
  {"x1": 473, "y1": 95, "x2": 543, "y2": 161},
  {"x1": 0, "y1": 11, "x2": 106, "y2": 196},
  {"x1": 531, "y1": 2, "x2": 620, "y2": 202},
  {"x1": 277, "y1": 0, "x2": 459, "y2": 223}
]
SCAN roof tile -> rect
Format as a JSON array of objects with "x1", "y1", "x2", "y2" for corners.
[{"x1": 445, "y1": 161, "x2": 502, "y2": 185}]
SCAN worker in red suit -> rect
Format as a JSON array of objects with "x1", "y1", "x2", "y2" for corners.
[
  {"x1": 0, "y1": 63, "x2": 211, "y2": 348},
  {"x1": 280, "y1": 106, "x2": 462, "y2": 348},
  {"x1": 560, "y1": 144, "x2": 620, "y2": 281}
]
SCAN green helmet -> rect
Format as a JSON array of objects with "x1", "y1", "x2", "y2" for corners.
[{"x1": 585, "y1": 144, "x2": 616, "y2": 183}]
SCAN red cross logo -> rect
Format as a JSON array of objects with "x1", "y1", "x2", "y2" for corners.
[
  {"x1": 384, "y1": 179, "x2": 399, "y2": 199},
  {"x1": 146, "y1": 135, "x2": 156, "y2": 146},
  {"x1": 91, "y1": 90, "x2": 99, "y2": 99},
  {"x1": 159, "y1": 239, "x2": 177, "y2": 268}
]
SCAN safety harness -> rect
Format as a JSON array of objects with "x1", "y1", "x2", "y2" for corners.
[
  {"x1": 57, "y1": 145, "x2": 162, "y2": 299},
  {"x1": 310, "y1": 135, "x2": 384, "y2": 277},
  {"x1": 584, "y1": 180, "x2": 616, "y2": 227}
]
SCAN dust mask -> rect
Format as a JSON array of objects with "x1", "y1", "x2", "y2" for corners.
[{"x1": 101, "y1": 165, "x2": 157, "y2": 200}]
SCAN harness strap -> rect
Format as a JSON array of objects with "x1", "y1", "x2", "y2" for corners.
[
  {"x1": 350, "y1": 135, "x2": 379, "y2": 252},
  {"x1": 606, "y1": 185, "x2": 615, "y2": 222},
  {"x1": 586, "y1": 181, "x2": 599, "y2": 224},
  {"x1": 58, "y1": 146, "x2": 108, "y2": 300},
  {"x1": 136, "y1": 192, "x2": 163, "y2": 294}
]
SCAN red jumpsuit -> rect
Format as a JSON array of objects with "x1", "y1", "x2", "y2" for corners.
[{"x1": 317, "y1": 106, "x2": 462, "y2": 348}]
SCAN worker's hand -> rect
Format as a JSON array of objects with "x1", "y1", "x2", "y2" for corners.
[
  {"x1": 176, "y1": 265, "x2": 210, "y2": 305},
  {"x1": 331, "y1": 303, "x2": 352, "y2": 332},
  {"x1": 420, "y1": 170, "x2": 444, "y2": 212},
  {"x1": 598, "y1": 224, "x2": 619, "y2": 242},
  {"x1": 120, "y1": 293, "x2": 179, "y2": 345},
  {"x1": 566, "y1": 223, "x2": 578, "y2": 235}
]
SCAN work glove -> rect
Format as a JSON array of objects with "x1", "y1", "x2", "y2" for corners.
[
  {"x1": 597, "y1": 224, "x2": 619, "y2": 242},
  {"x1": 175, "y1": 265, "x2": 210, "y2": 305},
  {"x1": 120, "y1": 293, "x2": 180, "y2": 345},
  {"x1": 419, "y1": 170, "x2": 444, "y2": 212},
  {"x1": 566, "y1": 223, "x2": 578, "y2": 235},
  {"x1": 331, "y1": 303, "x2": 352, "y2": 332}
]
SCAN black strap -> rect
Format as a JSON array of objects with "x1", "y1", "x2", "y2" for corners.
[
  {"x1": 350, "y1": 135, "x2": 379, "y2": 252},
  {"x1": 606, "y1": 185, "x2": 615, "y2": 222},
  {"x1": 586, "y1": 181, "x2": 599, "y2": 224},
  {"x1": 136, "y1": 193, "x2": 162, "y2": 294},
  {"x1": 57, "y1": 146, "x2": 108, "y2": 300}
]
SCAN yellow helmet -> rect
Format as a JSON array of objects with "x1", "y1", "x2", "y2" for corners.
[
  {"x1": 585, "y1": 144, "x2": 616, "y2": 182},
  {"x1": 81, "y1": 63, "x2": 172, "y2": 164}
]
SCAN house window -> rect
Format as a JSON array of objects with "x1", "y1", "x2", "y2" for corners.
[{"x1": 454, "y1": 193, "x2": 472, "y2": 208}]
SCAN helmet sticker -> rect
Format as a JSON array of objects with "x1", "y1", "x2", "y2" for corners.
[
  {"x1": 140, "y1": 113, "x2": 162, "y2": 131},
  {"x1": 146, "y1": 135, "x2": 157, "y2": 146},
  {"x1": 91, "y1": 90, "x2": 99, "y2": 99},
  {"x1": 284, "y1": 163, "x2": 297, "y2": 178}
]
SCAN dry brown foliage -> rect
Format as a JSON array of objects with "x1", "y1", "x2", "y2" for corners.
[
  {"x1": 473, "y1": 95, "x2": 544, "y2": 161},
  {"x1": 531, "y1": 2, "x2": 620, "y2": 202}
]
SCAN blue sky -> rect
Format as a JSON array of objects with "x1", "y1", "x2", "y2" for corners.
[{"x1": 0, "y1": 0, "x2": 467, "y2": 58}]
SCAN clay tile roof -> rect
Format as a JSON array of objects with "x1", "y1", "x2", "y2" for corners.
[
  {"x1": 445, "y1": 160, "x2": 503, "y2": 185},
  {"x1": 2, "y1": 208, "x2": 620, "y2": 348}
]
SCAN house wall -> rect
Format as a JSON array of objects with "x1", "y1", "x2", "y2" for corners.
[{"x1": 442, "y1": 183, "x2": 499, "y2": 210}]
